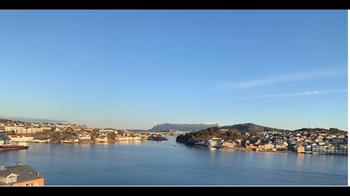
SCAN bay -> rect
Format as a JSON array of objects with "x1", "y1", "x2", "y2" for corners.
[{"x1": 0, "y1": 137, "x2": 347, "y2": 185}]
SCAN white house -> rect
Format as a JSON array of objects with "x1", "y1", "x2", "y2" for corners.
[{"x1": 95, "y1": 137, "x2": 108, "y2": 143}]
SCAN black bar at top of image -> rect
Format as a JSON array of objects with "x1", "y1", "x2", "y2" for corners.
[{"x1": 0, "y1": 0, "x2": 349, "y2": 9}]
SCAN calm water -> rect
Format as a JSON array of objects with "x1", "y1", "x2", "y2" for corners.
[{"x1": 0, "y1": 137, "x2": 347, "y2": 185}]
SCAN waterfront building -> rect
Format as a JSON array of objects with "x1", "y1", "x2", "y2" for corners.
[
  {"x1": 8, "y1": 136, "x2": 34, "y2": 143},
  {"x1": 78, "y1": 134, "x2": 91, "y2": 141},
  {"x1": 95, "y1": 136, "x2": 108, "y2": 143},
  {"x1": 0, "y1": 165, "x2": 44, "y2": 186},
  {"x1": 32, "y1": 139, "x2": 50, "y2": 143},
  {"x1": 115, "y1": 136, "x2": 142, "y2": 141},
  {"x1": 264, "y1": 143, "x2": 275, "y2": 150},
  {"x1": 257, "y1": 144, "x2": 265, "y2": 151},
  {"x1": 312, "y1": 145, "x2": 327, "y2": 154},
  {"x1": 61, "y1": 139, "x2": 75, "y2": 143},
  {"x1": 209, "y1": 138, "x2": 222, "y2": 148},
  {"x1": 337, "y1": 145, "x2": 348, "y2": 155},
  {"x1": 305, "y1": 145, "x2": 312, "y2": 152},
  {"x1": 222, "y1": 141, "x2": 235, "y2": 148},
  {"x1": 246, "y1": 143, "x2": 257, "y2": 151},
  {"x1": 297, "y1": 145, "x2": 305, "y2": 153}
]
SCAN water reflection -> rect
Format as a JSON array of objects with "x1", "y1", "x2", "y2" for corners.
[
  {"x1": 0, "y1": 138, "x2": 347, "y2": 185},
  {"x1": 113, "y1": 140, "x2": 146, "y2": 145},
  {"x1": 295, "y1": 153, "x2": 306, "y2": 169}
]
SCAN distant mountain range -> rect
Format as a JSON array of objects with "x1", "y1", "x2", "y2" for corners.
[
  {"x1": 149, "y1": 123, "x2": 218, "y2": 132},
  {"x1": 0, "y1": 116, "x2": 67, "y2": 124},
  {"x1": 0, "y1": 116, "x2": 345, "y2": 134}
]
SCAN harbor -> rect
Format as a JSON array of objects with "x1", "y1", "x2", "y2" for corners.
[{"x1": 0, "y1": 137, "x2": 347, "y2": 185}]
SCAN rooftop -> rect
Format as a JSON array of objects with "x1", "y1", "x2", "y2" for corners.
[{"x1": 0, "y1": 164, "x2": 43, "y2": 185}]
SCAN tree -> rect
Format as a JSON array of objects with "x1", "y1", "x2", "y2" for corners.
[
  {"x1": 90, "y1": 130, "x2": 100, "y2": 140},
  {"x1": 107, "y1": 132, "x2": 116, "y2": 141}
]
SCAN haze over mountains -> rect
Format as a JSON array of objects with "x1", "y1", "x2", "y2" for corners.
[
  {"x1": 149, "y1": 122, "x2": 346, "y2": 132},
  {"x1": 149, "y1": 123, "x2": 218, "y2": 132},
  {"x1": 0, "y1": 116, "x2": 67, "y2": 124},
  {"x1": 0, "y1": 115, "x2": 346, "y2": 133}
]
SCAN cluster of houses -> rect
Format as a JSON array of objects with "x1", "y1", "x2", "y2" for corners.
[
  {"x1": 0, "y1": 121, "x2": 94, "y2": 135},
  {"x1": 251, "y1": 129, "x2": 347, "y2": 155},
  {"x1": 193, "y1": 128, "x2": 348, "y2": 155},
  {"x1": 0, "y1": 121, "x2": 164, "y2": 144}
]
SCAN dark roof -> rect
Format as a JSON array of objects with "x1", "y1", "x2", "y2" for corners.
[
  {"x1": 0, "y1": 133, "x2": 10, "y2": 141},
  {"x1": 0, "y1": 165, "x2": 43, "y2": 184}
]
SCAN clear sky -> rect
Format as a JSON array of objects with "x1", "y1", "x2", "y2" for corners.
[{"x1": 0, "y1": 10, "x2": 347, "y2": 130}]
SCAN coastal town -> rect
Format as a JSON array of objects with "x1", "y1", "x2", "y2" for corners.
[
  {"x1": 0, "y1": 119, "x2": 171, "y2": 149},
  {"x1": 176, "y1": 125, "x2": 348, "y2": 155},
  {"x1": 0, "y1": 119, "x2": 172, "y2": 186},
  {"x1": 0, "y1": 119, "x2": 348, "y2": 186},
  {"x1": 0, "y1": 119, "x2": 347, "y2": 156}
]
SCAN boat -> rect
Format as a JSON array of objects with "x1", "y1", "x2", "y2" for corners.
[
  {"x1": 147, "y1": 135, "x2": 168, "y2": 141},
  {"x1": 0, "y1": 133, "x2": 29, "y2": 152},
  {"x1": 0, "y1": 144, "x2": 29, "y2": 152}
]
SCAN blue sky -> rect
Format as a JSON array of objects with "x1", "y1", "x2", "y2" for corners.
[{"x1": 0, "y1": 10, "x2": 347, "y2": 130}]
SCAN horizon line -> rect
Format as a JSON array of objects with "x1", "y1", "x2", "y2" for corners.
[{"x1": 0, "y1": 116, "x2": 347, "y2": 131}]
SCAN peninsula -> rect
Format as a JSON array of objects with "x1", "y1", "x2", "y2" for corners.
[{"x1": 176, "y1": 123, "x2": 348, "y2": 155}]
